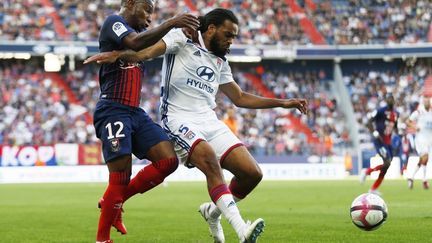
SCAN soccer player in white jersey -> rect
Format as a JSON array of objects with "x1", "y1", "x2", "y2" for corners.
[
  {"x1": 407, "y1": 97, "x2": 432, "y2": 189},
  {"x1": 85, "y1": 8, "x2": 308, "y2": 243}
]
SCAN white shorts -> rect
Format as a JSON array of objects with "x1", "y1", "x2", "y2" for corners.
[
  {"x1": 162, "y1": 116, "x2": 242, "y2": 167},
  {"x1": 415, "y1": 134, "x2": 432, "y2": 156}
]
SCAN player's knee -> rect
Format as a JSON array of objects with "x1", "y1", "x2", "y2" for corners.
[
  {"x1": 208, "y1": 158, "x2": 223, "y2": 174},
  {"x1": 382, "y1": 162, "x2": 390, "y2": 171},
  {"x1": 420, "y1": 156, "x2": 428, "y2": 165},
  {"x1": 199, "y1": 158, "x2": 223, "y2": 178},
  {"x1": 251, "y1": 168, "x2": 263, "y2": 184},
  {"x1": 154, "y1": 157, "x2": 179, "y2": 177},
  {"x1": 237, "y1": 165, "x2": 263, "y2": 185}
]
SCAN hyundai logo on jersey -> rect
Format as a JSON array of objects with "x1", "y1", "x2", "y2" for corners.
[{"x1": 196, "y1": 66, "x2": 215, "y2": 82}]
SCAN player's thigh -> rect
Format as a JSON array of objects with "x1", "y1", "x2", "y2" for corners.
[
  {"x1": 208, "y1": 121, "x2": 261, "y2": 177},
  {"x1": 188, "y1": 140, "x2": 222, "y2": 174},
  {"x1": 94, "y1": 102, "x2": 133, "y2": 164},
  {"x1": 106, "y1": 155, "x2": 132, "y2": 173},
  {"x1": 131, "y1": 110, "x2": 175, "y2": 161},
  {"x1": 221, "y1": 145, "x2": 262, "y2": 179},
  {"x1": 415, "y1": 135, "x2": 429, "y2": 157},
  {"x1": 146, "y1": 141, "x2": 177, "y2": 162}
]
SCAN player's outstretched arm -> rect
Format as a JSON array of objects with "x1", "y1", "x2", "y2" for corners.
[
  {"x1": 366, "y1": 111, "x2": 377, "y2": 134},
  {"x1": 123, "y1": 13, "x2": 199, "y2": 51},
  {"x1": 407, "y1": 109, "x2": 420, "y2": 131},
  {"x1": 220, "y1": 82, "x2": 308, "y2": 114},
  {"x1": 84, "y1": 40, "x2": 167, "y2": 64}
]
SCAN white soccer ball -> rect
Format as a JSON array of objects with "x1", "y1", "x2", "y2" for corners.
[{"x1": 350, "y1": 193, "x2": 388, "y2": 231}]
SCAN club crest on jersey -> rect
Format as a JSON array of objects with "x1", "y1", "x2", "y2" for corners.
[
  {"x1": 109, "y1": 138, "x2": 120, "y2": 152},
  {"x1": 217, "y1": 58, "x2": 222, "y2": 67},
  {"x1": 196, "y1": 66, "x2": 215, "y2": 82},
  {"x1": 185, "y1": 131, "x2": 196, "y2": 140},
  {"x1": 193, "y1": 50, "x2": 201, "y2": 57}
]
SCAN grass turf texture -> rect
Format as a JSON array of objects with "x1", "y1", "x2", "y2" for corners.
[{"x1": 0, "y1": 180, "x2": 431, "y2": 243}]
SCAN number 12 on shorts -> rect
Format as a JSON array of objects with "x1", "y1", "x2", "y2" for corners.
[{"x1": 105, "y1": 121, "x2": 125, "y2": 139}]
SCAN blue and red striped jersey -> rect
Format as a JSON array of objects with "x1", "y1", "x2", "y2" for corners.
[
  {"x1": 98, "y1": 15, "x2": 145, "y2": 108},
  {"x1": 372, "y1": 106, "x2": 398, "y2": 145}
]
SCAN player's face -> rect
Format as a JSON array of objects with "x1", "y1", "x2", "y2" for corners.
[
  {"x1": 424, "y1": 97, "x2": 431, "y2": 109},
  {"x1": 132, "y1": 1, "x2": 154, "y2": 30},
  {"x1": 386, "y1": 95, "x2": 394, "y2": 107},
  {"x1": 209, "y1": 20, "x2": 238, "y2": 58}
]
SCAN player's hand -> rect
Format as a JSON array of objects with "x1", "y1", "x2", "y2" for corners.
[
  {"x1": 169, "y1": 13, "x2": 200, "y2": 31},
  {"x1": 283, "y1": 98, "x2": 308, "y2": 114},
  {"x1": 370, "y1": 131, "x2": 383, "y2": 144},
  {"x1": 83, "y1": 51, "x2": 120, "y2": 64},
  {"x1": 182, "y1": 27, "x2": 198, "y2": 41}
]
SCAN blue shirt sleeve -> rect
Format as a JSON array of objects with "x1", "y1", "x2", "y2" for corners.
[{"x1": 99, "y1": 15, "x2": 135, "y2": 51}]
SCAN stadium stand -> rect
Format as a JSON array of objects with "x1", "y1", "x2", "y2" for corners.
[
  {"x1": 311, "y1": 0, "x2": 432, "y2": 44},
  {"x1": 0, "y1": 60, "x2": 97, "y2": 145},
  {"x1": 1, "y1": 58, "x2": 344, "y2": 156},
  {"x1": 1, "y1": 0, "x2": 431, "y2": 166},
  {"x1": 2, "y1": 0, "x2": 430, "y2": 44},
  {"x1": 344, "y1": 60, "x2": 432, "y2": 143},
  {"x1": 0, "y1": 0, "x2": 58, "y2": 41}
]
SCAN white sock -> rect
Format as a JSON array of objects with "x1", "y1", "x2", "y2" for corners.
[
  {"x1": 210, "y1": 196, "x2": 241, "y2": 219},
  {"x1": 411, "y1": 164, "x2": 421, "y2": 179},
  {"x1": 422, "y1": 165, "x2": 427, "y2": 181},
  {"x1": 215, "y1": 194, "x2": 246, "y2": 239}
]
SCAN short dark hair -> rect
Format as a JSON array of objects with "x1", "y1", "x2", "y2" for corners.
[
  {"x1": 121, "y1": 0, "x2": 154, "y2": 6},
  {"x1": 198, "y1": 8, "x2": 239, "y2": 33}
]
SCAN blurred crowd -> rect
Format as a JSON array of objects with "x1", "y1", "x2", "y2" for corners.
[
  {"x1": 312, "y1": 0, "x2": 432, "y2": 44},
  {"x1": 344, "y1": 60, "x2": 432, "y2": 143},
  {"x1": 0, "y1": 61, "x2": 97, "y2": 145},
  {"x1": 3, "y1": 58, "x2": 430, "y2": 156},
  {"x1": 0, "y1": 0, "x2": 57, "y2": 41},
  {"x1": 1, "y1": 60, "x2": 346, "y2": 156},
  {"x1": 193, "y1": 0, "x2": 309, "y2": 45},
  {"x1": 236, "y1": 67, "x2": 350, "y2": 156},
  {"x1": 1, "y1": 0, "x2": 430, "y2": 44}
]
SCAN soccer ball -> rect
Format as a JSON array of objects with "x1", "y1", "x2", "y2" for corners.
[{"x1": 350, "y1": 193, "x2": 388, "y2": 231}]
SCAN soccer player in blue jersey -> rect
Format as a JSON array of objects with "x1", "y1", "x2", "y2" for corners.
[
  {"x1": 361, "y1": 93, "x2": 399, "y2": 194},
  {"x1": 86, "y1": 8, "x2": 308, "y2": 243},
  {"x1": 91, "y1": 1, "x2": 199, "y2": 242}
]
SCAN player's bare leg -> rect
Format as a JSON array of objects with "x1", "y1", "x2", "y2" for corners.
[
  {"x1": 419, "y1": 154, "x2": 429, "y2": 189},
  {"x1": 199, "y1": 145, "x2": 265, "y2": 242},
  {"x1": 192, "y1": 141, "x2": 262, "y2": 242},
  {"x1": 222, "y1": 146, "x2": 263, "y2": 201},
  {"x1": 193, "y1": 141, "x2": 229, "y2": 243},
  {"x1": 223, "y1": 146, "x2": 265, "y2": 243},
  {"x1": 409, "y1": 154, "x2": 428, "y2": 189},
  {"x1": 97, "y1": 155, "x2": 131, "y2": 242},
  {"x1": 189, "y1": 141, "x2": 226, "y2": 191}
]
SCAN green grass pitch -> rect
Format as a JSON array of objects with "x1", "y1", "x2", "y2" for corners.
[{"x1": 0, "y1": 180, "x2": 431, "y2": 242}]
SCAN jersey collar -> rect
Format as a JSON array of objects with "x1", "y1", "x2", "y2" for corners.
[{"x1": 197, "y1": 31, "x2": 208, "y2": 51}]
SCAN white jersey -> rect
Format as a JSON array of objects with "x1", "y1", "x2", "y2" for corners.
[
  {"x1": 160, "y1": 29, "x2": 234, "y2": 119},
  {"x1": 409, "y1": 106, "x2": 432, "y2": 135}
]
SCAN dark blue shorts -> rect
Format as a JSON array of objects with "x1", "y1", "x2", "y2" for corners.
[
  {"x1": 94, "y1": 100, "x2": 170, "y2": 163},
  {"x1": 373, "y1": 139, "x2": 394, "y2": 162}
]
